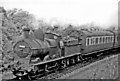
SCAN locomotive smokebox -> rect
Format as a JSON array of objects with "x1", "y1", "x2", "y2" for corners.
[{"x1": 23, "y1": 27, "x2": 30, "y2": 38}]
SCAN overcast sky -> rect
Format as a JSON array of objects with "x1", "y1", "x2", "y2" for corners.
[{"x1": 0, "y1": 0, "x2": 119, "y2": 28}]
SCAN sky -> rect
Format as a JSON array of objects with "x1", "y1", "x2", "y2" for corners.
[{"x1": 0, "y1": 0, "x2": 119, "y2": 28}]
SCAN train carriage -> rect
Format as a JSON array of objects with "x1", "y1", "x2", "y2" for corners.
[{"x1": 80, "y1": 29, "x2": 114, "y2": 54}]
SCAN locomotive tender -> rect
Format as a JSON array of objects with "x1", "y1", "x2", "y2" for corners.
[{"x1": 12, "y1": 27, "x2": 119, "y2": 78}]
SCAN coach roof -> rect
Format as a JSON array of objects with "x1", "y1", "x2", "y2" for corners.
[{"x1": 81, "y1": 29, "x2": 113, "y2": 37}]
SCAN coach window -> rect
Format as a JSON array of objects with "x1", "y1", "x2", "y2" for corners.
[
  {"x1": 86, "y1": 38, "x2": 88, "y2": 46},
  {"x1": 107, "y1": 36, "x2": 109, "y2": 43},
  {"x1": 92, "y1": 37, "x2": 94, "y2": 45},
  {"x1": 101, "y1": 36, "x2": 103, "y2": 44},
  {"x1": 96, "y1": 37, "x2": 98, "y2": 44},
  {"x1": 93, "y1": 37, "x2": 95, "y2": 45},
  {"x1": 91, "y1": 37, "x2": 93, "y2": 45},
  {"x1": 91, "y1": 38, "x2": 93, "y2": 45},
  {"x1": 117, "y1": 36, "x2": 118, "y2": 42},
  {"x1": 108, "y1": 36, "x2": 110, "y2": 43},
  {"x1": 106, "y1": 36, "x2": 107, "y2": 43},
  {"x1": 111, "y1": 36, "x2": 114, "y2": 42},
  {"x1": 86, "y1": 38, "x2": 87, "y2": 46},
  {"x1": 89, "y1": 37, "x2": 93, "y2": 45},
  {"x1": 110, "y1": 36, "x2": 111, "y2": 42},
  {"x1": 104, "y1": 36, "x2": 106, "y2": 43},
  {"x1": 94, "y1": 37, "x2": 96, "y2": 45},
  {"x1": 105, "y1": 36, "x2": 106, "y2": 43},
  {"x1": 97, "y1": 37, "x2": 99, "y2": 44},
  {"x1": 89, "y1": 38, "x2": 92, "y2": 45},
  {"x1": 111, "y1": 36, "x2": 113, "y2": 42},
  {"x1": 102, "y1": 36, "x2": 104, "y2": 43},
  {"x1": 98, "y1": 37, "x2": 100, "y2": 44},
  {"x1": 99, "y1": 37, "x2": 101, "y2": 44},
  {"x1": 106, "y1": 36, "x2": 108, "y2": 43},
  {"x1": 116, "y1": 36, "x2": 117, "y2": 42},
  {"x1": 100, "y1": 37, "x2": 101, "y2": 44},
  {"x1": 101, "y1": 37, "x2": 102, "y2": 43},
  {"x1": 105, "y1": 36, "x2": 107, "y2": 43},
  {"x1": 93, "y1": 37, "x2": 96, "y2": 45},
  {"x1": 99, "y1": 37, "x2": 102, "y2": 44},
  {"x1": 87, "y1": 38, "x2": 89, "y2": 45},
  {"x1": 108, "y1": 36, "x2": 109, "y2": 43},
  {"x1": 89, "y1": 38, "x2": 91, "y2": 45},
  {"x1": 103, "y1": 36, "x2": 105, "y2": 43},
  {"x1": 110, "y1": 36, "x2": 112, "y2": 42}
]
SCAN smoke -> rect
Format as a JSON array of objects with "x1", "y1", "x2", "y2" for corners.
[
  {"x1": 31, "y1": 19, "x2": 39, "y2": 29},
  {"x1": 48, "y1": 18, "x2": 66, "y2": 27}
]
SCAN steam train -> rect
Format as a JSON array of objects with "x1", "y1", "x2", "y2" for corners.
[{"x1": 12, "y1": 27, "x2": 119, "y2": 79}]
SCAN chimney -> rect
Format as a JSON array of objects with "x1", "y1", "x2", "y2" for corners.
[{"x1": 23, "y1": 28, "x2": 30, "y2": 38}]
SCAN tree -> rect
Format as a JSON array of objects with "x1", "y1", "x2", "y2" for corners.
[
  {"x1": 6, "y1": 8, "x2": 35, "y2": 30},
  {"x1": 1, "y1": 8, "x2": 36, "y2": 41}
]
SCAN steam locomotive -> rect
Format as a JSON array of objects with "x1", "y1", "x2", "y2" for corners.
[{"x1": 12, "y1": 27, "x2": 119, "y2": 79}]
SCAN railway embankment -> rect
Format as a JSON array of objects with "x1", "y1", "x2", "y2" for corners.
[{"x1": 58, "y1": 54, "x2": 119, "y2": 79}]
